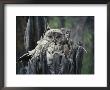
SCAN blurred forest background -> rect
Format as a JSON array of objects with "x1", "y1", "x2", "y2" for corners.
[{"x1": 16, "y1": 16, "x2": 94, "y2": 74}]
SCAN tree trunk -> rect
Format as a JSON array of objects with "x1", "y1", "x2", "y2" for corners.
[{"x1": 24, "y1": 16, "x2": 47, "y2": 52}]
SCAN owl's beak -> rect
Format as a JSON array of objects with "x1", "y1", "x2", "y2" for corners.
[{"x1": 53, "y1": 39, "x2": 57, "y2": 45}]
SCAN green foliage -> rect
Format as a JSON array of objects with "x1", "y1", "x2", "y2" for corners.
[
  {"x1": 48, "y1": 17, "x2": 75, "y2": 29},
  {"x1": 49, "y1": 17, "x2": 61, "y2": 28},
  {"x1": 64, "y1": 17, "x2": 73, "y2": 28},
  {"x1": 81, "y1": 28, "x2": 94, "y2": 74}
]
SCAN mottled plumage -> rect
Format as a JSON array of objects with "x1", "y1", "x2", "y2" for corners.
[{"x1": 17, "y1": 29, "x2": 86, "y2": 74}]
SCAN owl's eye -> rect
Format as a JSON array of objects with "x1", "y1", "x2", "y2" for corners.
[
  {"x1": 48, "y1": 35, "x2": 52, "y2": 38},
  {"x1": 56, "y1": 35, "x2": 61, "y2": 38},
  {"x1": 66, "y1": 31, "x2": 70, "y2": 34},
  {"x1": 56, "y1": 34, "x2": 62, "y2": 39}
]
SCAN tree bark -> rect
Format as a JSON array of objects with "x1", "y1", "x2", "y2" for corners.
[{"x1": 24, "y1": 16, "x2": 47, "y2": 52}]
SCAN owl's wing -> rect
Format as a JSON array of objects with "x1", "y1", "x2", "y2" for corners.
[
  {"x1": 18, "y1": 53, "x2": 32, "y2": 62},
  {"x1": 17, "y1": 48, "x2": 36, "y2": 63},
  {"x1": 16, "y1": 49, "x2": 37, "y2": 74},
  {"x1": 17, "y1": 39, "x2": 50, "y2": 74}
]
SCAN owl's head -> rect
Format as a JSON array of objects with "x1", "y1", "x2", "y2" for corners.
[{"x1": 44, "y1": 29, "x2": 63, "y2": 44}]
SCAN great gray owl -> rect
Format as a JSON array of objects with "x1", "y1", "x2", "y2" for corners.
[{"x1": 17, "y1": 28, "x2": 86, "y2": 74}]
